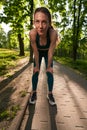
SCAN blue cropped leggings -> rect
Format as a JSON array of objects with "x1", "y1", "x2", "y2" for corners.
[{"x1": 32, "y1": 54, "x2": 54, "y2": 92}]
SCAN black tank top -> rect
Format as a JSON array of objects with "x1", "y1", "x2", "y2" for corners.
[{"x1": 36, "y1": 29, "x2": 51, "y2": 51}]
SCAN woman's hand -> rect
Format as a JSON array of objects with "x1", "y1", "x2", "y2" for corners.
[
  {"x1": 46, "y1": 67, "x2": 53, "y2": 73},
  {"x1": 33, "y1": 67, "x2": 39, "y2": 73}
]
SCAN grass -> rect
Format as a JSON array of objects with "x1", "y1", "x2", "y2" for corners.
[
  {"x1": 0, "y1": 48, "x2": 29, "y2": 76},
  {"x1": 54, "y1": 56, "x2": 87, "y2": 79},
  {"x1": 19, "y1": 90, "x2": 27, "y2": 97},
  {"x1": 0, "y1": 105, "x2": 20, "y2": 121}
]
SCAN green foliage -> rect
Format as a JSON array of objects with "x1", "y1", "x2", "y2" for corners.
[
  {"x1": 7, "y1": 30, "x2": 19, "y2": 49},
  {"x1": 10, "y1": 105, "x2": 20, "y2": 119},
  {"x1": 19, "y1": 90, "x2": 27, "y2": 97},
  {"x1": 0, "y1": 110, "x2": 10, "y2": 121},
  {"x1": 0, "y1": 26, "x2": 7, "y2": 48},
  {"x1": 0, "y1": 0, "x2": 33, "y2": 56},
  {"x1": 0, "y1": 0, "x2": 31, "y2": 31},
  {"x1": 45, "y1": 0, "x2": 87, "y2": 60},
  {"x1": 0, "y1": 105, "x2": 20, "y2": 121},
  {"x1": 0, "y1": 0, "x2": 87, "y2": 60}
]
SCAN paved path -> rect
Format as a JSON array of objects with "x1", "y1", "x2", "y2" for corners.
[{"x1": 21, "y1": 59, "x2": 87, "y2": 130}]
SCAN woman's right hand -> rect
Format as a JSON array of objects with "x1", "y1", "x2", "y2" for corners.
[{"x1": 33, "y1": 67, "x2": 39, "y2": 73}]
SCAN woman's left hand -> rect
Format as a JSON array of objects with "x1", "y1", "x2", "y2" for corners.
[{"x1": 46, "y1": 67, "x2": 53, "y2": 73}]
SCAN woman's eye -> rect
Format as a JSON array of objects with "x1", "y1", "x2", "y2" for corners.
[
  {"x1": 35, "y1": 20, "x2": 48, "y2": 25},
  {"x1": 42, "y1": 21, "x2": 47, "y2": 24},
  {"x1": 35, "y1": 20, "x2": 39, "y2": 24}
]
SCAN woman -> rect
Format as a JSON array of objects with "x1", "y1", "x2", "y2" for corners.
[{"x1": 29, "y1": 7, "x2": 58, "y2": 105}]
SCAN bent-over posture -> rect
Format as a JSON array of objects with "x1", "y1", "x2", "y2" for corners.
[{"x1": 29, "y1": 7, "x2": 59, "y2": 105}]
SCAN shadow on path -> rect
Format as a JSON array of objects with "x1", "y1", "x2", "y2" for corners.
[
  {"x1": 25, "y1": 103, "x2": 58, "y2": 130},
  {"x1": 0, "y1": 62, "x2": 31, "y2": 114},
  {"x1": 48, "y1": 104, "x2": 58, "y2": 130},
  {"x1": 54, "y1": 61, "x2": 87, "y2": 91},
  {"x1": 25, "y1": 103, "x2": 36, "y2": 130},
  {"x1": 0, "y1": 87, "x2": 16, "y2": 113},
  {"x1": 0, "y1": 63, "x2": 31, "y2": 90}
]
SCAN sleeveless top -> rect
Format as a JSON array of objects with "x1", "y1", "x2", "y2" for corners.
[{"x1": 36, "y1": 29, "x2": 51, "y2": 54}]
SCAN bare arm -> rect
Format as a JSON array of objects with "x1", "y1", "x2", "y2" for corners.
[
  {"x1": 47, "y1": 29, "x2": 57, "y2": 70},
  {"x1": 29, "y1": 29, "x2": 39, "y2": 71}
]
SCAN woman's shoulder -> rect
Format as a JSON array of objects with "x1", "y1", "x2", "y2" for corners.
[
  {"x1": 29, "y1": 28, "x2": 37, "y2": 41},
  {"x1": 49, "y1": 28, "x2": 57, "y2": 38},
  {"x1": 29, "y1": 28, "x2": 37, "y2": 36},
  {"x1": 49, "y1": 28, "x2": 61, "y2": 44}
]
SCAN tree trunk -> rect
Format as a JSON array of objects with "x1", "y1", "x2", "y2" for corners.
[
  {"x1": 73, "y1": 0, "x2": 77, "y2": 61},
  {"x1": 18, "y1": 34, "x2": 25, "y2": 56},
  {"x1": 29, "y1": 0, "x2": 34, "y2": 63},
  {"x1": 72, "y1": 0, "x2": 82, "y2": 61},
  {"x1": 75, "y1": 0, "x2": 81, "y2": 57}
]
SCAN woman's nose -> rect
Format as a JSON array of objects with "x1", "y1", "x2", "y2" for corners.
[{"x1": 39, "y1": 22, "x2": 43, "y2": 28}]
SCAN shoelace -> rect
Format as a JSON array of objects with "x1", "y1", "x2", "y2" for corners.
[
  {"x1": 31, "y1": 93, "x2": 36, "y2": 100},
  {"x1": 49, "y1": 94, "x2": 55, "y2": 101}
]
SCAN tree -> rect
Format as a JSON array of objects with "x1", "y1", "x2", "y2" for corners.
[
  {"x1": 29, "y1": 0, "x2": 34, "y2": 62},
  {"x1": 0, "y1": 0, "x2": 33, "y2": 56},
  {"x1": 7, "y1": 30, "x2": 18, "y2": 49},
  {"x1": 72, "y1": 0, "x2": 81, "y2": 61},
  {"x1": 46, "y1": 0, "x2": 87, "y2": 60},
  {"x1": 1, "y1": 0, "x2": 87, "y2": 60},
  {"x1": 0, "y1": 26, "x2": 7, "y2": 48}
]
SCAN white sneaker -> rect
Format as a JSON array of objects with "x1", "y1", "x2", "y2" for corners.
[
  {"x1": 29, "y1": 92, "x2": 37, "y2": 104},
  {"x1": 47, "y1": 93, "x2": 56, "y2": 105}
]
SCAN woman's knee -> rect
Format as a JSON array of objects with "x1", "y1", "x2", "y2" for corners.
[{"x1": 46, "y1": 71, "x2": 53, "y2": 79}]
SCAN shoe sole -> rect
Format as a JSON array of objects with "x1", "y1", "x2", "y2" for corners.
[
  {"x1": 47, "y1": 96, "x2": 56, "y2": 106},
  {"x1": 29, "y1": 99, "x2": 36, "y2": 104}
]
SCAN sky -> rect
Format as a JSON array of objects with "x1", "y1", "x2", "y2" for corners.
[
  {"x1": 0, "y1": 7, "x2": 11, "y2": 33},
  {"x1": 1, "y1": 22, "x2": 11, "y2": 33}
]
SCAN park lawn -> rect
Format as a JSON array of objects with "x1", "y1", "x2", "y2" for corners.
[
  {"x1": 0, "y1": 48, "x2": 29, "y2": 76},
  {"x1": 54, "y1": 56, "x2": 87, "y2": 79}
]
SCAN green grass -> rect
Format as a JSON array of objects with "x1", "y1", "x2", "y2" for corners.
[
  {"x1": 54, "y1": 56, "x2": 87, "y2": 79},
  {"x1": 0, "y1": 105, "x2": 20, "y2": 121},
  {"x1": 0, "y1": 48, "x2": 29, "y2": 76},
  {"x1": 19, "y1": 90, "x2": 27, "y2": 97}
]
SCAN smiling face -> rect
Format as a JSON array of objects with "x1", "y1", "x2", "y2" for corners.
[{"x1": 34, "y1": 12, "x2": 50, "y2": 37}]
